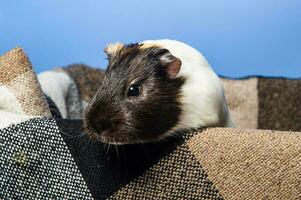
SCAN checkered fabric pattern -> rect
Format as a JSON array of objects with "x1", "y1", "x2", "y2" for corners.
[
  {"x1": 0, "y1": 118, "x2": 92, "y2": 199},
  {"x1": 0, "y1": 48, "x2": 92, "y2": 199},
  {"x1": 222, "y1": 76, "x2": 301, "y2": 131},
  {"x1": 1, "y1": 47, "x2": 301, "y2": 200}
]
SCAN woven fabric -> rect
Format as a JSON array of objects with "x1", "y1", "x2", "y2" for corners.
[
  {"x1": 109, "y1": 144, "x2": 222, "y2": 200},
  {"x1": 258, "y1": 78, "x2": 301, "y2": 131},
  {"x1": 221, "y1": 78, "x2": 258, "y2": 129},
  {"x1": 0, "y1": 48, "x2": 92, "y2": 199},
  {"x1": 57, "y1": 118, "x2": 222, "y2": 200},
  {"x1": 0, "y1": 47, "x2": 30, "y2": 84},
  {"x1": 222, "y1": 76, "x2": 301, "y2": 131},
  {"x1": 187, "y1": 128, "x2": 301, "y2": 200},
  {"x1": 0, "y1": 118, "x2": 92, "y2": 199},
  {"x1": 58, "y1": 118, "x2": 301, "y2": 200},
  {"x1": 0, "y1": 48, "x2": 51, "y2": 128},
  {"x1": 57, "y1": 118, "x2": 192, "y2": 199}
]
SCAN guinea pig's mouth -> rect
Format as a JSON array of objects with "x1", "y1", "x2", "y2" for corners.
[
  {"x1": 84, "y1": 127, "x2": 142, "y2": 145},
  {"x1": 98, "y1": 133, "x2": 128, "y2": 145},
  {"x1": 99, "y1": 135, "x2": 144, "y2": 145},
  {"x1": 83, "y1": 120, "x2": 169, "y2": 145},
  {"x1": 98, "y1": 133, "x2": 172, "y2": 145}
]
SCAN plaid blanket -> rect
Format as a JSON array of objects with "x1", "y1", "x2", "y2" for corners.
[
  {"x1": 1, "y1": 48, "x2": 301, "y2": 199},
  {"x1": 222, "y1": 77, "x2": 301, "y2": 131}
]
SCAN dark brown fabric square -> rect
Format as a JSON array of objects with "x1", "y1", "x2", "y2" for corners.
[{"x1": 258, "y1": 78, "x2": 301, "y2": 131}]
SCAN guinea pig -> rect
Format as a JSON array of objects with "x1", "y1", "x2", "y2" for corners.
[{"x1": 84, "y1": 39, "x2": 234, "y2": 144}]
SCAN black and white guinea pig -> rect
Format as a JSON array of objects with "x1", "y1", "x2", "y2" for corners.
[{"x1": 84, "y1": 39, "x2": 234, "y2": 144}]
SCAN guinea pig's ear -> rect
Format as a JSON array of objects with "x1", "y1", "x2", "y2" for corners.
[
  {"x1": 104, "y1": 42, "x2": 124, "y2": 59},
  {"x1": 159, "y1": 51, "x2": 182, "y2": 79}
]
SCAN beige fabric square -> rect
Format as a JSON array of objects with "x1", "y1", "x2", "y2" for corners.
[
  {"x1": 0, "y1": 48, "x2": 31, "y2": 84},
  {"x1": 221, "y1": 78, "x2": 258, "y2": 129},
  {"x1": 110, "y1": 144, "x2": 222, "y2": 199},
  {"x1": 7, "y1": 70, "x2": 51, "y2": 116},
  {"x1": 0, "y1": 47, "x2": 51, "y2": 120},
  {"x1": 188, "y1": 128, "x2": 301, "y2": 200}
]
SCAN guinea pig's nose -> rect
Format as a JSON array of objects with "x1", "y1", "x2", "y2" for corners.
[
  {"x1": 88, "y1": 117, "x2": 113, "y2": 135},
  {"x1": 85, "y1": 104, "x2": 123, "y2": 136},
  {"x1": 88, "y1": 117, "x2": 102, "y2": 133},
  {"x1": 99, "y1": 130, "x2": 110, "y2": 137}
]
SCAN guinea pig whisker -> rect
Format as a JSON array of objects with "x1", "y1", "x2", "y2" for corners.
[
  {"x1": 102, "y1": 143, "x2": 108, "y2": 151},
  {"x1": 105, "y1": 143, "x2": 111, "y2": 155},
  {"x1": 59, "y1": 129, "x2": 96, "y2": 153},
  {"x1": 114, "y1": 144, "x2": 120, "y2": 164},
  {"x1": 60, "y1": 129, "x2": 85, "y2": 139},
  {"x1": 80, "y1": 136, "x2": 94, "y2": 152}
]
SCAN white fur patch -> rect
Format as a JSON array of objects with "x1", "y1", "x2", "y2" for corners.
[
  {"x1": 38, "y1": 71, "x2": 73, "y2": 118},
  {"x1": 159, "y1": 52, "x2": 174, "y2": 63},
  {"x1": 142, "y1": 39, "x2": 234, "y2": 134}
]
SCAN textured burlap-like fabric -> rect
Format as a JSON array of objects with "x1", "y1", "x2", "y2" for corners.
[
  {"x1": 187, "y1": 128, "x2": 301, "y2": 200},
  {"x1": 0, "y1": 47, "x2": 51, "y2": 117},
  {"x1": 0, "y1": 118, "x2": 93, "y2": 199},
  {"x1": 99, "y1": 128, "x2": 301, "y2": 200},
  {"x1": 257, "y1": 78, "x2": 301, "y2": 131},
  {"x1": 57, "y1": 118, "x2": 223, "y2": 199},
  {"x1": 0, "y1": 48, "x2": 92, "y2": 199},
  {"x1": 0, "y1": 48, "x2": 51, "y2": 128},
  {"x1": 0, "y1": 47, "x2": 30, "y2": 84},
  {"x1": 221, "y1": 76, "x2": 301, "y2": 131},
  {"x1": 109, "y1": 144, "x2": 222, "y2": 199},
  {"x1": 222, "y1": 78, "x2": 258, "y2": 129}
]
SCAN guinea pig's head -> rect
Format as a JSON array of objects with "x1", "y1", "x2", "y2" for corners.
[{"x1": 84, "y1": 42, "x2": 185, "y2": 144}]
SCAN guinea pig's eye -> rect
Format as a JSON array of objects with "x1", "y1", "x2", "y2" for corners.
[{"x1": 128, "y1": 84, "x2": 141, "y2": 97}]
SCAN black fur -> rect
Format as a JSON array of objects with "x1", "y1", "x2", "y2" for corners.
[{"x1": 84, "y1": 43, "x2": 185, "y2": 144}]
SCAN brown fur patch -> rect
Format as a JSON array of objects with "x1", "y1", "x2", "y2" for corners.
[
  {"x1": 85, "y1": 43, "x2": 185, "y2": 144},
  {"x1": 63, "y1": 64, "x2": 105, "y2": 102}
]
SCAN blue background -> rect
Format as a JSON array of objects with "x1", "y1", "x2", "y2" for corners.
[{"x1": 1, "y1": 0, "x2": 300, "y2": 77}]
